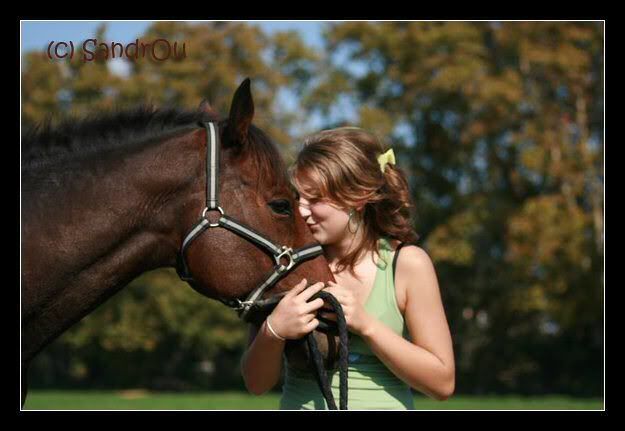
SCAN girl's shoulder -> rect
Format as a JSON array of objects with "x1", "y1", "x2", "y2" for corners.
[
  {"x1": 385, "y1": 238, "x2": 427, "y2": 260},
  {"x1": 380, "y1": 237, "x2": 434, "y2": 279},
  {"x1": 385, "y1": 240, "x2": 433, "y2": 314},
  {"x1": 393, "y1": 242, "x2": 435, "y2": 275}
]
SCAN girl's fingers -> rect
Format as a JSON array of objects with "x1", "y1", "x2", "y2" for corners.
[
  {"x1": 302, "y1": 297, "x2": 325, "y2": 313},
  {"x1": 303, "y1": 312, "x2": 317, "y2": 323},
  {"x1": 286, "y1": 278, "x2": 308, "y2": 297},
  {"x1": 299, "y1": 281, "x2": 326, "y2": 302},
  {"x1": 304, "y1": 318, "x2": 320, "y2": 332},
  {"x1": 322, "y1": 289, "x2": 344, "y2": 306}
]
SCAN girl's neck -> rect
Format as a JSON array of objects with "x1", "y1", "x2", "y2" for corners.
[{"x1": 324, "y1": 228, "x2": 367, "y2": 269}]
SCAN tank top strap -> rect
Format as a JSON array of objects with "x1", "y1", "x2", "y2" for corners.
[
  {"x1": 367, "y1": 237, "x2": 406, "y2": 334},
  {"x1": 392, "y1": 242, "x2": 408, "y2": 283}
]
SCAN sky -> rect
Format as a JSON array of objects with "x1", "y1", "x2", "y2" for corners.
[
  {"x1": 20, "y1": 20, "x2": 326, "y2": 55},
  {"x1": 20, "y1": 20, "x2": 329, "y2": 79},
  {"x1": 20, "y1": 20, "x2": 356, "y2": 132}
]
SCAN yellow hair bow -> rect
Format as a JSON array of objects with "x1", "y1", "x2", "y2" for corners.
[{"x1": 377, "y1": 149, "x2": 396, "y2": 173}]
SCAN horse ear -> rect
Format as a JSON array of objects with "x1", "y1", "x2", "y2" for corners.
[
  {"x1": 227, "y1": 78, "x2": 254, "y2": 145},
  {"x1": 198, "y1": 99, "x2": 219, "y2": 117}
]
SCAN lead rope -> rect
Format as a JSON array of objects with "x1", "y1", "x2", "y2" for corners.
[
  {"x1": 306, "y1": 291, "x2": 349, "y2": 410},
  {"x1": 305, "y1": 241, "x2": 405, "y2": 409}
]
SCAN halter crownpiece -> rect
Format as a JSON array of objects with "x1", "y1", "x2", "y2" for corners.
[
  {"x1": 176, "y1": 121, "x2": 324, "y2": 321},
  {"x1": 377, "y1": 148, "x2": 396, "y2": 172}
]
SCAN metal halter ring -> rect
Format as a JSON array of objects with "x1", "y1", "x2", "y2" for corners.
[
  {"x1": 233, "y1": 299, "x2": 254, "y2": 312},
  {"x1": 202, "y1": 206, "x2": 225, "y2": 228},
  {"x1": 275, "y1": 246, "x2": 295, "y2": 273}
]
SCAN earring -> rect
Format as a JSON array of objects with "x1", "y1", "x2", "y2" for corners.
[{"x1": 347, "y1": 208, "x2": 360, "y2": 234}]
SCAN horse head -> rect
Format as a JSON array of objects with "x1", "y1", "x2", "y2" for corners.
[{"x1": 179, "y1": 79, "x2": 335, "y2": 318}]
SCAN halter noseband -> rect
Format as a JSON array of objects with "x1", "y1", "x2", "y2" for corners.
[{"x1": 176, "y1": 121, "x2": 324, "y2": 322}]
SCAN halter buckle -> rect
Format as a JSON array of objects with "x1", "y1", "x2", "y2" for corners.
[
  {"x1": 202, "y1": 206, "x2": 225, "y2": 228},
  {"x1": 275, "y1": 246, "x2": 295, "y2": 273},
  {"x1": 233, "y1": 299, "x2": 255, "y2": 314}
]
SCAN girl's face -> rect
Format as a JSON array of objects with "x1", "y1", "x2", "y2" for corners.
[{"x1": 297, "y1": 195, "x2": 351, "y2": 245}]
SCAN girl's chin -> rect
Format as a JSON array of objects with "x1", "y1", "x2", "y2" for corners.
[
  {"x1": 310, "y1": 230, "x2": 326, "y2": 243},
  {"x1": 312, "y1": 233, "x2": 337, "y2": 247}
]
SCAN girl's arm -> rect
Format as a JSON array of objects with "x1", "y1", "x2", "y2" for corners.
[
  {"x1": 359, "y1": 246, "x2": 455, "y2": 400},
  {"x1": 322, "y1": 246, "x2": 455, "y2": 400},
  {"x1": 240, "y1": 321, "x2": 285, "y2": 395},
  {"x1": 240, "y1": 279, "x2": 327, "y2": 395}
]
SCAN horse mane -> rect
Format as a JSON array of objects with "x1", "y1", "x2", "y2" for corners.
[
  {"x1": 22, "y1": 105, "x2": 214, "y2": 171},
  {"x1": 22, "y1": 105, "x2": 288, "y2": 190}
]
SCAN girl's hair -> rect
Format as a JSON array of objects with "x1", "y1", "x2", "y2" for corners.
[{"x1": 290, "y1": 127, "x2": 419, "y2": 277}]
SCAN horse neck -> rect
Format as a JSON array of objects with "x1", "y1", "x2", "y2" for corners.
[{"x1": 21, "y1": 127, "x2": 205, "y2": 361}]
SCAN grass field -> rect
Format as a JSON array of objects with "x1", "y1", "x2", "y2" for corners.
[{"x1": 23, "y1": 390, "x2": 603, "y2": 410}]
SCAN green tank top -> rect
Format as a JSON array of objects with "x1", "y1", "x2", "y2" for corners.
[{"x1": 280, "y1": 237, "x2": 415, "y2": 410}]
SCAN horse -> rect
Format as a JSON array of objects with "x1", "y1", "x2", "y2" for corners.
[{"x1": 21, "y1": 79, "x2": 337, "y2": 406}]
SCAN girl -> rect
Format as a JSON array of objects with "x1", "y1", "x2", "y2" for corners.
[{"x1": 240, "y1": 127, "x2": 455, "y2": 410}]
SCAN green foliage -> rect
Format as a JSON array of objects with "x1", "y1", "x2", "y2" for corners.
[
  {"x1": 31, "y1": 269, "x2": 249, "y2": 390},
  {"x1": 21, "y1": 52, "x2": 66, "y2": 129},
  {"x1": 23, "y1": 21, "x2": 603, "y2": 396},
  {"x1": 301, "y1": 21, "x2": 603, "y2": 396}
]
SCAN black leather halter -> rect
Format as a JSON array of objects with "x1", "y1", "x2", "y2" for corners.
[{"x1": 176, "y1": 121, "x2": 324, "y2": 322}]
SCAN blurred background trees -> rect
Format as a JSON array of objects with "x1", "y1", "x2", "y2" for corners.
[{"x1": 22, "y1": 21, "x2": 603, "y2": 396}]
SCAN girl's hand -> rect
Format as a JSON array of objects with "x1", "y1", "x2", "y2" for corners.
[
  {"x1": 266, "y1": 279, "x2": 326, "y2": 340},
  {"x1": 320, "y1": 281, "x2": 373, "y2": 336}
]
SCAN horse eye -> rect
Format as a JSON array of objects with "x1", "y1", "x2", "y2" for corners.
[{"x1": 268, "y1": 199, "x2": 293, "y2": 216}]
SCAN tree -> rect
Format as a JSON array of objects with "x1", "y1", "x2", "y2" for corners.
[
  {"x1": 23, "y1": 21, "x2": 604, "y2": 395},
  {"x1": 301, "y1": 21, "x2": 603, "y2": 395}
]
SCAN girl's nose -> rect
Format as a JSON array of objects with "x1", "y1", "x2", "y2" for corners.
[{"x1": 298, "y1": 201, "x2": 311, "y2": 218}]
